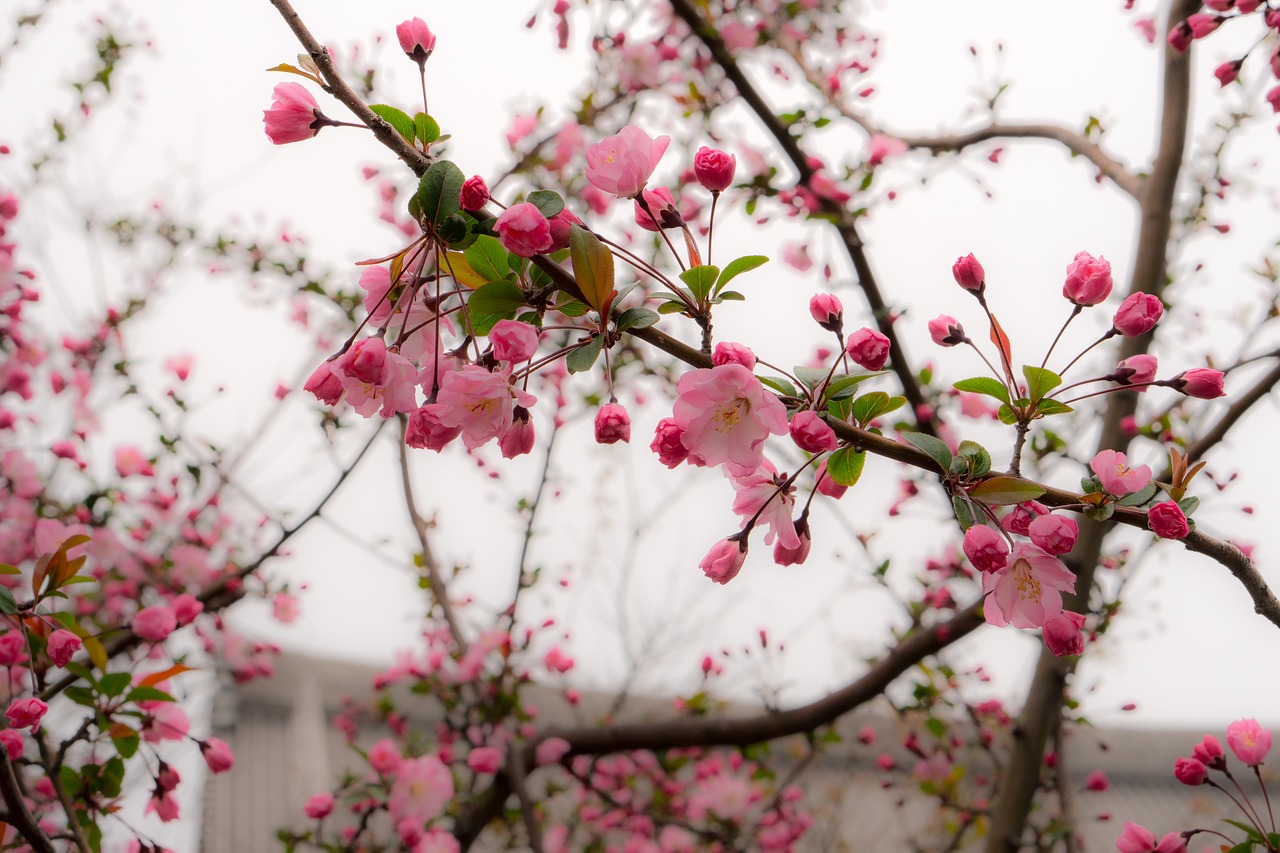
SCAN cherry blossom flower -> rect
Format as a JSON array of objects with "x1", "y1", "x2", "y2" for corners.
[
  {"x1": 1147, "y1": 501, "x2": 1189, "y2": 539},
  {"x1": 304, "y1": 792, "x2": 334, "y2": 819},
  {"x1": 1168, "y1": 368, "x2": 1225, "y2": 399},
  {"x1": 331, "y1": 337, "x2": 418, "y2": 418},
  {"x1": 584, "y1": 125, "x2": 670, "y2": 199},
  {"x1": 494, "y1": 202, "x2": 553, "y2": 257},
  {"x1": 460, "y1": 176, "x2": 489, "y2": 211},
  {"x1": 845, "y1": 327, "x2": 890, "y2": 370},
  {"x1": 1090, "y1": 449, "x2": 1152, "y2": 496},
  {"x1": 387, "y1": 755, "x2": 453, "y2": 825},
  {"x1": 981, "y1": 543, "x2": 1077, "y2": 629},
  {"x1": 729, "y1": 461, "x2": 800, "y2": 550},
  {"x1": 673, "y1": 363, "x2": 788, "y2": 475},
  {"x1": 200, "y1": 737, "x2": 235, "y2": 773},
  {"x1": 594, "y1": 402, "x2": 631, "y2": 444},
  {"x1": 963, "y1": 525, "x2": 1009, "y2": 573},
  {"x1": 5, "y1": 697, "x2": 47, "y2": 732},
  {"x1": 694, "y1": 146, "x2": 736, "y2": 192},
  {"x1": 1062, "y1": 251, "x2": 1113, "y2": 306},
  {"x1": 789, "y1": 410, "x2": 838, "y2": 454},
  {"x1": 425, "y1": 365, "x2": 522, "y2": 450},
  {"x1": 396, "y1": 17, "x2": 436, "y2": 65},
  {"x1": 700, "y1": 537, "x2": 747, "y2": 584},
  {"x1": 263, "y1": 83, "x2": 329, "y2": 145},
  {"x1": 1226, "y1": 718, "x2": 1272, "y2": 765},
  {"x1": 867, "y1": 134, "x2": 908, "y2": 165},
  {"x1": 952, "y1": 254, "x2": 985, "y2": 292},
  {"x1": 1112, "y1": 292, "x2": 1163, "y2": 336},
  {"x1": 1042, "y1": 610, "x2": 1085, "y2": 656}
]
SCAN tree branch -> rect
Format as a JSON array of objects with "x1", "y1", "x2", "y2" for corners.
[{"x1": 0, "y1": 752, "x2": 56, "y2": 853}]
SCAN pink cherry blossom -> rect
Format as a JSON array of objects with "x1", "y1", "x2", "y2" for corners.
[
  {"x1": 428, "y1": 365, "x2": 516, "y2": 450},
  {"x1": 1226, "y1": 718, "x2": 1272, "y2": 765},
  {"x1": 1169, "y1": 367, "x2": 1225, "y2": 399},
  {"x1": 809, "y1": 294, "x2": 843, "y2": 331},
  {"x1": 5, "y1": 697, "x2": 47, "y2": 732},
  {"x1": 867, "y1": 134, "x2": 908, "y2": 165},
  {"x1": 1090, "y1": 449, "x2": 1152, "y2": 497},
  {"x1": 331, "y1": 337, "x2": 418, "y2": 418},
  {"x1": 1172, "y1": 757, "x2": 1207, "y2": 785},
  {"x1": 494, "y1": 202, "x2": 553, "y2": 257},
  {"x1": 545, "y1": 646, "x2": 575, "y2": 673},
  {"x1": 489, "y1": 320, "x2": 539, "y2": 363},
  {"x1": 467, "y1": 747, "x2": 503, "y2": 774},
  {"x1": 535, "y1": 737, "x2": 571, "y2": 766},
  {"x1": 712, "y1": 341, "x2": 756, "y2": 370},
  {"x1": 952, "y1": 254, "x2": 985, "y2": 292},
  {"x1": 498, "y1": 408, "x2": 536, "y2": 459},
  {"x1": 460, "y1": 176, "x2": 489, "y2": 211},
  {"x1": 1042, "y1": 610, "x2": 1085, "y2": 657},
  {"x1": 396, "y1": 17, "x2": 436, "y2": 64},
  {"x1": 1108, "y1": 355, "x2": 1158, "y2": 391},
  {"x1": 700, "y1": 537, "x2": 747, "y2": 584},
  {"x1": 406, "y1": 405, "x2": 463, "y2": 452},
  {"x1": 133, "y1": 604, "x2": 177, "y2": 642},
  {"x1": 594, "y1": 402, "x2": 631, "y2": 444},
  {"x1": 1112, "y1": 292, "x2": 1163, "y2": 336},
  {"x1": 1028, "y1": 513, "x2": 1078, "y2": 555},
  {"x1": 584, "y1": 125, "x2": 670, "y2": 199},
  {"x1": 1147, "y1": 501, "x2": 1189, "y2": 540},
  {"x1": 1085, "y1": 770, "x2": 1109, "y2": 791},
  {"x1": 789, "y1": 411, "x2": 838, "y2": 454},
  {"x1": 263, "y1": 83, "x2": 326, "y2": 145},
  {"x1": 928, "y1": 315, "x2": 966, "y2": 347},
  {"x1": 730, "y1": 461, "x2": 800, "y2": 549},
  {"x1": 388, "y1": 755, "x2": 453, "y2": 825},
  {"x1": 369, "y1": 738, "x2": 402, "y2": 775},
  {"x1": 651, "y1": 417, "x2": 689, "y2": 468},
  {"x1": 634, "y1": 186, "x2": 682, "y2": 232},
  {"x1": 815, "y1": 459, "x2": 847, "y2": 499},
  {"x1": 201, "y1": 737, "x2": 235, "y2": 773},
  {"x1": 359, "y1": 264, "x2": 395, "y2": 325},
  {"x1": 673, "y1": 363, "x2": 788, "y2": 475},
  {"x1": 304, "y1": 792, "x2": 334, "y2": 820},
  {"x1": 304, "y1": 361, "x2": 344, "y2": 406},
  {"x1": 982, "y1": 542, "x2": 1077, "y2": 629},
  {"x1": 1193, "y1": 734, "x2": 1226, "y2": 768},
  {"x1": 963, "y1": 525, "x2": 1009, "y2": 573},
  {"x1": 845, "y1": 327, "x2": 890, "y2": 370},
  {"x1": 114, "y1": 446, "x2": 154, "y2": 478},
  {"x1": 694, "y1": 146, "x2": 736, "y2": 192},
  {"x1": 546, "y1": 208, "x2": 583, "y2": 251},
  {"x1": 773, "y1": 524, "x2": 812, "y2": 567},
  {"x1": 1062, "y1": 251, "x2": 1113, "y2": 306},
  {"x1": 46, "y1": 629, "x2": 81, "y2": 667}
]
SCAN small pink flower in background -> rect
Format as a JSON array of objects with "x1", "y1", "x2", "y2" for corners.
[
  {"x1": 789, "y1": 410, "x2": 838, "y2": 454},
  {"x1": 263, "y1": 83, "x2": 327, "y2": 145},
  {"x1": 1085, "y1": 769, "x2": 1109, "y2": 792},
  {"x1": 1226, "y1": 718, "x2": 1272, "y2": 766},
  {"x1": 304, "y1": 792, "x2": 334, "y2": 820},
  {"x1": 1133, "y1": 18, "x2": 1156, "y2": 43},
  {"x1": 866, "y1": 134, "x2": 907, "y2": 166},
  {"x1": 6, "y1": 698, "x2": 47, "y2": 732},
  {"x1": 133, "y1": 604, "x2": 178, "y2": 642},
  {"x1": 963, "y1": 525, "x2": 1009, "y2": 573},
  {"x1": 673, "y1": 363, "x2": 789, "y2": 475},
  {"x1": 396, "y1": 17, "x2": 436, "y2": 64},
  {"x1": 809, "y1": 293, "x2": 843, "y2": 332},
  {"x1": 1214, "y1": 59, "x2": 1242, "y2": 87},
  {"x1": 1090, "y1": 449, "x2": 1152, "y2": 497},
  {"x1": 273, "y1": 593, "x2": 301, "y2": 623},
  {"x1": 1063, "y1": 251, "x2": 1113, "y2": 306},
  {"x1": 115, "y1": 446, "x2": 155, "y2": 478},
  {"x1": 201, "y1": 737, "x2": 235, "y2": 773},
  {"x1": 584, "y1": 125, "x2": 670, "y2": 199},
  {"x1": 982, "y1": 543, "x2": 1077, "y2": 629},
  {"x1": 164, "y1": 353, "x2": 194, "y2": 381},
  {"x1": 1172, "y1": 757, "x2": 1207, "y2": 785},
  {"x1": 546, "y1": 208, "x2": 583, "y2": 251},
  {"x1": 495, "y1": 202, "x2": 553, "y2": 257},
  {"x1": 1042, "y1": 610, "x2": 1085, "y2": 657},
  {"x1": 694, "y1": 146, "x2": 736, "y2": 192},
  {"x1": 46, "y1": 629, "x2": 81, "y2": 667},
  {"x1": 368, "y1": 738, "x2": 402, "y2": 775},
  {"x1": 952, "y1": 254, "x2": 985, "y2": 292},
  {"x1": 0, "y1": 729, "x2": 22, "y2": 759},
  {"x1": 544, "y1": 646, "x2": 574, "y2": 673},
  {"x1": 782, "y1": 242, "x2": 813, "y2": 272},
  {"x1": 1112, "y1": 293, "x2": 1163, "y2": 336},
  {"x1": 1168, "y1": 368, "x2": 1225, "y2": 399},
  {"x1": 535, "y1": 737, "x2": 571, "y2": 766},
  {"x1": 489, "y1": 320, "x2": 539, "y2": 363},
  {"x1": 304, "y1": 361, "x2": 344, "y2": 406},
  {"x1": 1147, "y1": 501, "x2": 1189, "y2": 540},
  {"x1": 928, "y1": 315, "x2": 966, "y2": 347},
  {"x1": 505, "y1": 114, "x2": 538, "y2": 149},
  {"x1": 467, "y1": 747, "x2": 503, "y2": 774},
  {"x1": 594, "y1": 402, "x2": 631, "y2": 444},
  {"x1": 1185, "y1": 13, "x2": 1222, "y2": 38},
  {"x1": 1115, "y1": 822, "x2": 1187, "y2": 853},
  {"x1": 1028, "y1": 514, "x2": 1078, "y2": 555},
  {"x1": 1268, "y1": 85, "x2": 1280, "y2": 113},
  {"x1": 712, "y1": 341, "x2": 756, "y2": 369},
  {"x1": 846, "y1": 327, "x2": 890, "y2": 370},
  {"x1": 460, "y1": 176, "x2": 489, "y2": 211},
  {"x1": 1108, "y1": 355, "x2": 1158, "y2": 391},
  {"x1": 700, "y1": 537, "x2": 747, "y2": 584},
  {"x1": 388, "y1": 755, "x2": 453, "y2": 824},
  {"x1": 650, "y1": 418, "x2": 688, "y2": 468}
]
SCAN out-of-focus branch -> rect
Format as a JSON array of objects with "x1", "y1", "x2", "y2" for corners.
[
  {"x1": 985, "y1": 2, "x2": 1200, "y2": 849},
  {"x1": 666, "y1": 0, "x2": 937, "y2": 436},
  {"x1": 266, "y1": 0, "x2": 430, "y2": 177},
  {"x1": 0, "y1": 752, "x2": 56, "y2": 853}
]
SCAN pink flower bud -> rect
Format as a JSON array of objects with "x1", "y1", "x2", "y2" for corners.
[
  {"x1": 0, "y1": 730, "x2": 22, "y2": 759},
  {"x1": 634, "y1": 187, "x2": 682, "y2": 232},
  {"x1": 1214, "y1": 59, "x2": 1243, "y2": 87},
  {"x1": 963, "y1": 525, "x2": 1009, "y2": 573},
  {"x1": 1147, "y1": 501, "x2": 1189, "y2": 540},
  {"x1": 928, "y1": 315, "x2": 966, "y2": 347},
  {"x1": 773, "y1": 524, "x2": 812, "y2": 567},
  {"x1": 1168, "y1": 23, "x2": 1193, "y2": 53},
  {"x1": 5, "y1": 697, "x2": 47, "y2": 732},
  {"x1": 460, "y1": 175, "x2": 489, "y2": 211},
  {"x1": 712, "y1": 341, "x2": 756, "y2": 369},
  {"x1": 693, "y1": 146, "x2": 736, "y2": 192},
  {"x1": 1107, "y1": 354, "x2": 1158, "y2": 391},
  {"x1": 1185, "y1": 13, "x2": 1222, "y2": 38},
  {"x1": 815, "y1": 459, "x2": 847, "y2": 499},
  {"x1": 1169, "y1": 368, "x2": 1225, "y2": 399},
  {"x1": 499, "y1": 407, "x2": 536, "y2": 459},
  {"x1": 547, "y1": 208, "x2": 583, "y2": 251},
  {"x1": 1267, "y1": 85, "x2": 1280, "y2": 113},
  {"x1": 396, "y1": 17, "x2": 437, "y2": 64},
  {"x1": 406, "y1": 406, "x2": 462, "y2": 452},
  {"x1": 1116, "y1": 823, "x2": 1157, "y2": 853},
  {"x1": 133, "y1": 605, "x2": 178, "y2": 642},
  {"x1": 545, "y1": 646, "x2": 574, "y2": 673},
  {"x1": 46, "y1": 629, "x2": 81, "y2": 667},
  {"x1": 846, "y1": 327, "x2": 890, "y2": 370},
  {"x1": 1062, "y1": 251, "x2": 1113, "y2": 306},
  {"x1": 650, "y1": 417, "x2": 688, "y2": 468},
  {"x1": 1227, "y1": 718, "x2": 1272, "y2": 766},
  {"x1": 789, "y1": 411, "x2": 839, "y2": 454},
  {"x1": 489, "y1": 319, "x2": 539, "y2": 363},
  {"x1": 1238, "y1": 0, "x2": 1262, "y2": 12},
  {"x1": 495, "y1": 202, "x2": 553, "y2": 257},
  {"x1": 1085, "y1": 770, "x2": 1109, "y2": 792},
  {"x1": 535, "y1": 737, "x2": 571, "y2": 766},
  {"x1": 1193, "y1": 734, "x2": 1226, "y2": 769},
  {"x1": 1042, "y1": 610, "x2": 1086, "y2": 657},
  {"x1": 262, "y1": 83, "x2": 328, "y2": 145},
  {"x1": 467, "y1": 747, "x2": 503, "y2": 774},
  {"x1": 594, "y1": 402, "x2": 631, "y2": 444},
  {"x1": 1173, "y1": 757, "x2": 1207, "y2": 785},
  {"x1": 1112, "y1": 293, "x2": 1163, "y2": 337},
  {"x1": 200, "y1": 737, "x2": 235, "y2": 774},
  {"x1": 1002, "y1": 500, "x2": 1048, "y2": 535},
  {"x1": 1028, "y1": 514, "x2": 1078, "y2": 555},
  {"x1": 809, "y1": 293, "x2": 844, "y2": 332},
  {"x1": 951, "y1": 254, "x2": 985, "y2": 292},
  {"x1": 304, "y1": 792, "x2": 334, "y2": 820},
  {"x1": 304, "y1": 361, "x2": 344, "y2": 405},
  {"x1": 700, "y1": 537, "x2": 747, "y2": 584}
]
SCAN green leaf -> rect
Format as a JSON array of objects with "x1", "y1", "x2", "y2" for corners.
[
  {"x1": 566, "y1": 335, "x2": 603, "y2": 374},
  {"x1": 1035, "y1": 398, "x2": 1073, "y2": 417},
  {"x1": 956, "y1": 440, "x2": 992, "y2": 478},
  {"x1": 414, "y1": 112, "x2": 440, "y2": 145},
  {"x1": 0, "y1": 586, "x2": 15, "y2": 615},
  {"x1": 467, "y1": 280, "x2": 526, "y2": 336},
  {"x1": 1022, "y1": 365, "x2": 1062, "y2": 402},
  {"x1": 65, "y1": 686, "x2": 96, "y2": 708},
  {"x1": 679, "y1": 265, "x2": 721, "y2": 302},
  {"x1": 849, "y1": 391, "x2": 903, "y2": 425},
  {"x1": 0, "y1": 563, "x2": 20, "y2": 575},
  {"x1": 464, "y1": 235, "x2": 510, "y2": 283},
  {"x1": 951, "y1": 496, "x2": 975, "y2": 530},
  {"x1": 554, "y1": 294, "x2": 589, "y2": 317},
  {"x1": 794, "y1": 367, "x2": 831, "y2": 389},
  {"x1": 111, "y1": 731, "x2": 139, "y2": 759},
  {"x1": 714, "y1": 255, "x2": 768, "y2": 293},
  {"x1": 657, "y1": 301, "x2": 687, "y2": 315},
  {"x1": 903, "y1": 432, "x2": 954, "y2": 474},
  {"x1": 953, "y1": 377, "x2": 1010, "y2": 405},
  {"x1": 759, "y1": 376, "x2": 799, "y2": 398},
  {"x1": 997, "y1": 403, "x2": 1019, "y2": 425},
  {"x1": 102, "y1": 756, "x2": 125, "y2": 798},
  {"x1": 124, "y1": 686, "x2": 175, "y2": 704},
  {"x1": 714, "y1": 290, "x2": 746, "y2": 301},
  {"x1": 368, "y1": 104, "x2": 415, "y2": 142},
  {"x1": 569, "y1": 225, "x2": 616, "y2": 315},
  {"x1": 615, "y1": 307, "x2": 660, "y2": 332},
  {"x1": 1178, "y1": 495, "x2": 1200, "y2": 517},
  {"x1": 1117, "y1": 481, "x2": 1158, "y2": 507},
  {"x1": 100, "y1": 672, "x2": 131, "y2": 698},
  {"x1": 825, "y1": 371, "x2": 886, "y2": 401},
  {"x1": 826, "y1": 447, "x2": 867, "y2": 487},
  {"x1": 969, "y1": 476, "x2": 1046, "y2": 506},
  {"x1": 417, "y1": 160, "x2": 465, "y2": 229},
  {"x1": 527, "y1": 190, "x2": 565, "y2": 219}
]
